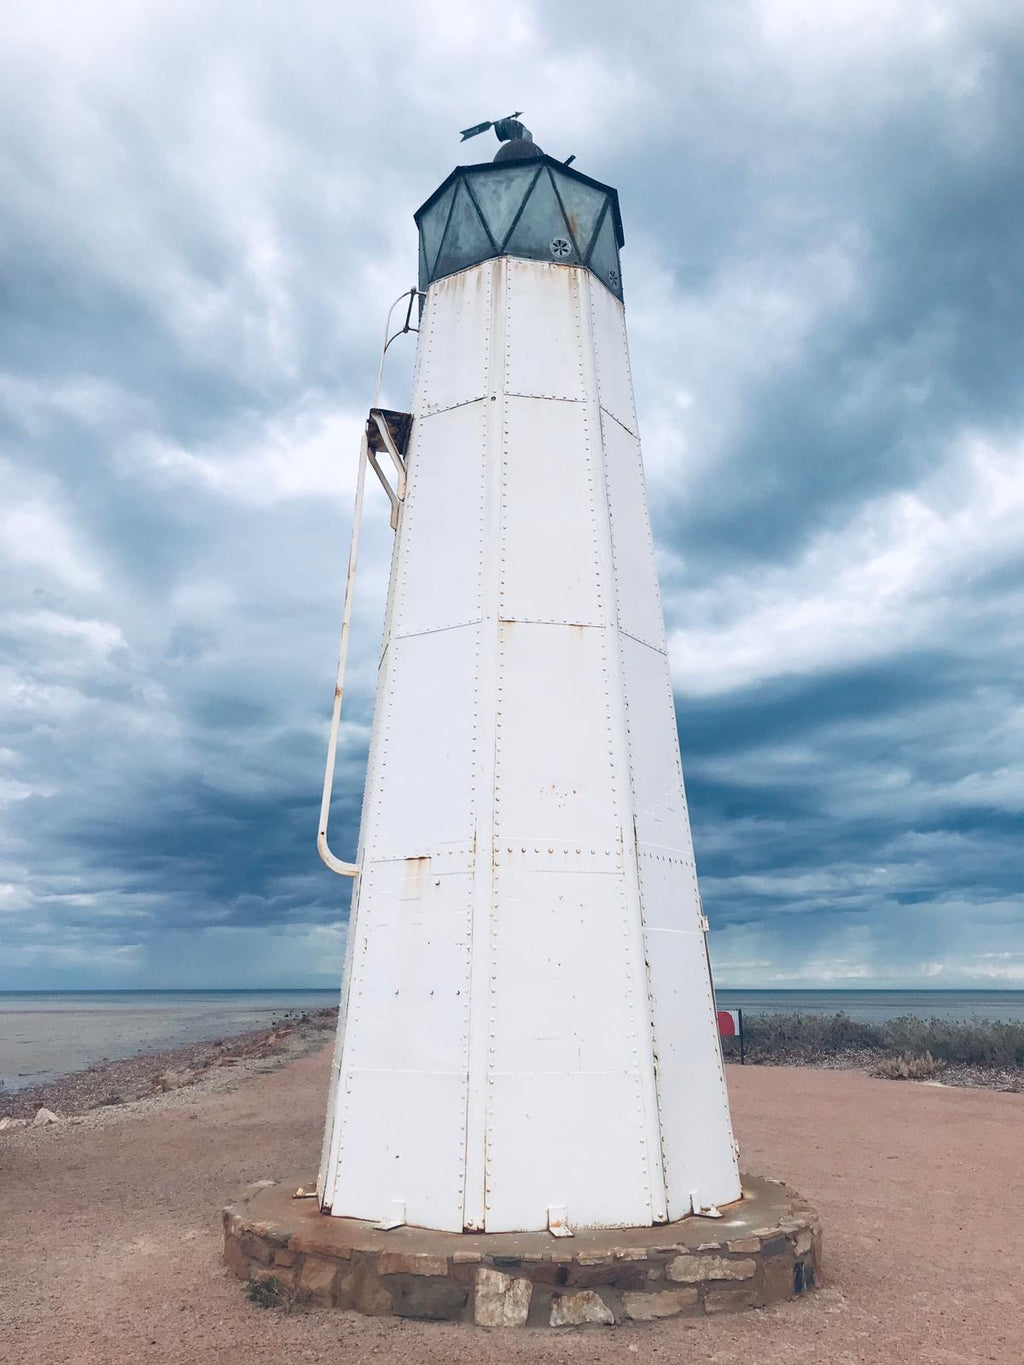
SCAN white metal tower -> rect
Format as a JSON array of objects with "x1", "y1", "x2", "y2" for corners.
[{"x1": 317, "y1": 126, "x2": 740, "y2": 1235}]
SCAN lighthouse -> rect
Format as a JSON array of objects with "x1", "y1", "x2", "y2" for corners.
[{"x1": 316, "y1": 120, "x2": 741, "y2": 1236}]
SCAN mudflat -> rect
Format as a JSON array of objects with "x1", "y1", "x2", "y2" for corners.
[{"x1": 0, "y1": 1045, "x2": 1019, "y2": 1364}]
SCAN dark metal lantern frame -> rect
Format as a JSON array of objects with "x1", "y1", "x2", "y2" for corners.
[{"x1": 415, "y1": 155, "x2": 626, "y2": 300}]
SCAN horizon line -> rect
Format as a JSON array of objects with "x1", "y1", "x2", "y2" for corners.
[{"x1": 2, "y1": 985, "x2": 1024, "y2": 995}]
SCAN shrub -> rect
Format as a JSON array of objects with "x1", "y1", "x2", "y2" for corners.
[
  {"x1": 735, "y1": 1012, "x2": 1024, "y2": 1069},
  {"x1": 741, "y1": 1012, "x2": 884, "y2": 1061},
  {"x1": 871, "y1": 1051, "x2": 947, "y2": 1081},
  {"x1": 246, "y1": 1275, "x2": 304, "y2": 1313},
  {"x1": 882, "y1": 1016, "x2": 1024, "y2": 1068}
]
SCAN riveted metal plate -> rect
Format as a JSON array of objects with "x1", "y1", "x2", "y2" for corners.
[
  {"x1": 491, "y1": 844, "x2": 623, "y2": 874},
  {"x1": 484, "y1": 1070, "x2": 652, "y2": 1233},
  {"x1": 494, "y1": 621, "x2": 620, "y2": 848},
  {"x1": 334, "y1": 1068, "x2": 469, "y2": 1231},
  {"x1": 504, "y1": 258, "x2": 587, "y2": 401},
  {"x1": 588, "y1": 275, "x2": 637, "y2": 436},
  {"x1": 499, "y1": 397, "x2": 603, "y2": 627},
  {"x1": 367, "y1": 625, "x2": 479, "y2": 859},
  {"x1": 619, "y1": 632, "x2": 692, "y2": 854},
  {"x1": 343, "y1": 866, "x2": 472, "y2": 1075},
  {"x1": 601, "y1": 412, "x2": 666, "y2": 651},
  {"x1": 645, "y1": 927, "x2": 742, "y2": 1221},
  {"x1": 634, "y1": 844, "x2": 702, "y2": 934},
  {"x1": 414, "y1": 265, "x2": 492, "y2": 416},
  {"x1": 488, "y1": 865, "x2": 643, "y2": 1075},
  {"x1": 393, "y1": 402, "x2": 487, "y2": 639}
]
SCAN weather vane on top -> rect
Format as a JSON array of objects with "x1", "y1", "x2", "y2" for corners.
[
  {"x1": 459, "y1": 112, "x2": 532, "y2": 145},
  {"x1": 457, "y1": 112, "x2": 572, "y2": 165}
]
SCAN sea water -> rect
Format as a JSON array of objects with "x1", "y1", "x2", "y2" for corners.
[
  {"x1": 713, "y1": 989, "x2": 1024, "y2": 1024},
  {"x1": 2, "y1": 987, "x2": 1023, "y2": 1095},
  {"x1": 0, "y1": 989, "x2": 338, "y2": 1093}
]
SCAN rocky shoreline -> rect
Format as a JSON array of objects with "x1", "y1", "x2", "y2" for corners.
[{"x1": 0, "y1": 1006, "x2": 339, "y2": 1125}]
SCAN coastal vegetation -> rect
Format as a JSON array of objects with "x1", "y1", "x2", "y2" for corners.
[
  {"x1": 870, "y1": 1051, "x2": 945, "y2": 1081},
  {"x1": 727, "y1": 1012, "x2": 1024, "y2": 1083}
]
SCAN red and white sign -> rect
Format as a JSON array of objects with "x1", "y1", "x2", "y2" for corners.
[{"x1": 716, "y1": 1009, "x2": 740, "y2": 1038}]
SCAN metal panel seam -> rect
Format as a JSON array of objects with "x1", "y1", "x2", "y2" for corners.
[
  {"x1": 421, "y1": 394, "x2": 490, "y2": 418},
  {"x1": 393, "y1": 617, "x2": 486, "y2": 640},
  {"x1": 462, "y1": 257, "x2": 502, "y2": 1232},
  {"x1": 597, "y1": 403, "x2": 639, "y2": 440},
  {"x1": 578, "y1": 267, "x2": 665, "y2": 1223},
  {"x1": 616, "y1": 623, "x2": 668, "y2": 655},
  {"x1": 484, "y1": 254, "x2": 514, "y2": 1226},
  {"x1": 601, "y1": 409, "x2": 668, "y2": 646}
]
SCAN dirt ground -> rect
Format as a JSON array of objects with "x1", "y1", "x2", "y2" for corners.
[{"x1": 1, "y1": 1046, "x2": 1020, "y2": 1364}]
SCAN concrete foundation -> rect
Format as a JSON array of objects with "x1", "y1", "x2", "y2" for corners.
[{"x1": 224, "y1": 1174, "x2": 821, "y2": 1326}]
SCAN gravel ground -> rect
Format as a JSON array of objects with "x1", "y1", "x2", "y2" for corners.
[{"x1": 1, "y1": 1043, "x2": 1020, "y2": 1364}]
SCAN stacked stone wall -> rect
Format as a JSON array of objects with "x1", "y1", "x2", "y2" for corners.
[{"x1": 224, "y1": 1176, "x2": 821, "y2": 1326}]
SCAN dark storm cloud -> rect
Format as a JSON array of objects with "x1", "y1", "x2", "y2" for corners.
[{"x1": 0, "y1": 0, "x2": 1021, "y2": 986}]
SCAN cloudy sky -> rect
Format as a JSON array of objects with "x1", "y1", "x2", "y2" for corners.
[{"x1": 2, "y1": 0, "x2": 1022, "y2": 990}]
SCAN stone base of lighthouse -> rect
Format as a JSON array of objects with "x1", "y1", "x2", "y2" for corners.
[{"x1": 224, "y1": 1175, "x2": 820, "y2": 1326}]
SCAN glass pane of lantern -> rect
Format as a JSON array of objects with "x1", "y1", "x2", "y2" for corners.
[
  {"x1": 467, "y1": 166, "x2": 537, "y2": 251},
  {"x1": 504, "y1": 168, "x2": 575, "y2": 262},
  {"x1": 552, "y1": 172, "x2": 609, "y2": 258},
  {"x1": 420, "y1": 182, "x2": 456, "y2": 276},
  {"x1": 587, "y1": 206, "x2": 622, "y2": 296},
  {"x1": 434, "y1": 180, "x2": 493, "y2": 278}
]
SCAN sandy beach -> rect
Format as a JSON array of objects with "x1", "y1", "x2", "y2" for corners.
[{"x1": 1, "y1": 1038, "x2": 1020, "y2": 1365}]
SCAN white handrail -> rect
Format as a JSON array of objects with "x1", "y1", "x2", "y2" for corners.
[
  {"x1": 317, "y1": 428, "x2": 369, "y2": 877},
  {"x1": 317, "y1": 286, "x2": 421, "y2": 878},
  {"x1": 373, "y1": 288, "x2": 422, "y2": 408}
]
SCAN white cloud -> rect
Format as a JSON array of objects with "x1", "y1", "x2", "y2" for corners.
[
  {"x1": 0, "y1": 0, "x2": 1021, "y2": 989},
  {"x1": 124, "y1": 400, "x2": 368, "y2": 506},
  {"x1": 3, "y1": 610, "x2": 126, "y2": 656},
  {"x1": 667, "y1": 432, "x2": 1024, "y2": 695},
  {"x1": 0, "y1": 463, "x2": 103, "y2": 594}
]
